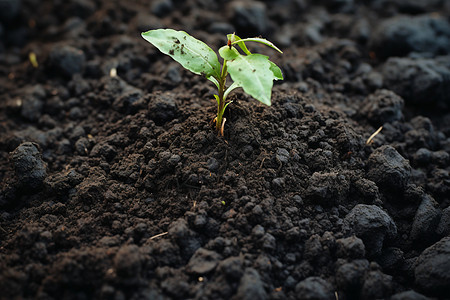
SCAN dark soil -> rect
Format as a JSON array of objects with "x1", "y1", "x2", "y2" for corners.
[{"x1": 1, "y1": 0, "x2": 450, "y2": 299}]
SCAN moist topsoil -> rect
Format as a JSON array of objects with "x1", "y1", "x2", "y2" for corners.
[{"x1": 1, "y1": 0, "x2": 450, "y2": 299}]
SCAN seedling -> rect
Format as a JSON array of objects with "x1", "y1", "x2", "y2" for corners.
[{"x1": 141, "y1": 29, "x2": 283, "y2": 135}]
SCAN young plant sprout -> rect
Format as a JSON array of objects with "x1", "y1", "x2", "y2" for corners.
[{"x1": 141, "y1": 29, "x2": 283, "y2": 135}]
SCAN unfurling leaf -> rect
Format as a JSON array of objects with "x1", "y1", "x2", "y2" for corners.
[
  {"x1": 269, "y1": 61, "x2": 283, "y2": 80},
  {"x1": 231, "y1": 37, "x2": 283, "y2": 54},
  {"x1": 214, "y1": 94, "x2": 220, "y2": 105},
  {"x1": 224, "y1": 81, "x2": 240, "y2": 99},
  {"x1": 208, "y1": 76, "x2": 220, "y2": 89},
  {"x1": 227, "y1": 34, "x2": 251, "y2": 55},
  {"x1": 227, "y1": 54, "x2": 277, "y2": 106},
  {"x1": 141, "y1": 29, "x2": 221, "y2": 80}
]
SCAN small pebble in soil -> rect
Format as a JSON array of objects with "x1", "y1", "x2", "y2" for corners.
[
  {"x1": 306, "y1": 172, "x2": 350, "y2": 206},
  {"x1": 364, "y1": 71, "x2": 383, "y2": 90},
  {"x1": 351, "y1": 18, "x2": 370, "y2": 44},
  {"x1": 390, "y1": 290, "x2": 430, "y2": 300},
  {"x1": 151, "y1": 0, "x2": 173, "y2": 17},
  {"x1": 90, "y1": 142, "x2": 117, "y2": 161},
  {"x1": 360, "y1": 89, "x2": 404, "y2": 126},
  {"x1": 413, "y1": 148, "x2": 432, "y2": 165},
  {"x1": 382, "y1": 57, "x2": 450, "y2": 108},
  {"x1": 366, "y1": 145, "x2": 411, "y2": 193},
  {"x1": 360, "y1": 269, "x2": 393, "y2": 299},
  {"x1": 112, "y1": 88, "x2": 144, "y2": 114},
  {"x1": 114, "y1": 245, "x2": 143, "y2": 278},
  {"x1": 148, "y1": 93, "x2": 178, "y2": 125},
  {"x1": 352, "y1": 178, "x2": 382, "y2": 205},
  {"x1": 252, "y1": 224, "x2": 265, "y2": 238},
  {"x1": 235, "y1": 268, "x2": 267, "y2": 300},
  {"x1": 75, "y1": 170, "x2": 107, "y2": 204},
  {"x1": 275, "y1": 148, "x2": 290, "y2": 164},
  {"x1": 11, "y1": 142, "x2": 47, "y2": 192},
  {"x1": 344, "y1": 204, "x2": 397, "y2": 257},
  {"x1": 207, "y1": 157, "x2": 219, "y2": 172},
  {"x1": 69, "y1": 74, "x2": 90, "y2": 96},
  {"x1": 186, "y1": 248, "x2": 221, "y2": 275},
  {"x1": 45, "y1": 169, "x2": 83, "y2": 195},
  {"x1": 229, "y1": 1, "x2": 268, "y2": 36},
  {"x1": 407, "y1": 116, "x2": 440, "y2": 149},
  {"x1": 436, "y1": 206, "x2": 450, "y2": 237},
  {"x1": 295, "y1": 276, "x2": 334, "y2": 300},
  {"x1": 49, "y1": 45, "x2": 86, "y2": 77},
  {"x1": 161, "y1": 274, "x2": 190, "y2": 298},
  {"x1": 68, "y1": 107, "x2": 84, "y2": 120},
  {"x1": 370, "y1": 15, "x2": 450, "y2": 58},
  {"x1": 336, "y1": 235, "x2": 365, "y2": 258},
  {"x1": 74, "y1": 137, "x2": 90, "y2": 155},
  {"x1": 376, "y1": 247, "x2": 404, "y2": 272},
  {"x1": 20, "y1": 94, "x2": 44, "y2": 122},
  {"x1": 271, "y1": 177, "x2": 285, "y2": 190},
  {"x1": 432, "y1": 150, "x2": 449, "y2": 167},
  {"x1": 415, "y1": 237, "x2": 450, "y2": 295},
  {"x1": 304, "y1": 234, "x2": 323, "y2": 262},
  {"x1": 166, "y1": 64, "x2": 182, "y2": 84},
  {"x1": 336, "y1": 259, "x2": 369, "y2": 293},
  {"x1": 154, "y1": 240, "x2": 181, "y2": 266},
  {"x1": 168, "y1": 218, "x2": 201, "y2": 258},
  {"x1": 261, "y1": 233, "x2": 276, "y2": 252},
  {"x1": 217, "y1": 256, "x2": 244, "y2": 280},
  {"x1": 410, "y1": 194, "x2": 441, "y2": 243}
]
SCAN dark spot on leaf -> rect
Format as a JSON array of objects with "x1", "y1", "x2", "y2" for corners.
[
  {"x1": 169, "y1": 49, "x2": 174, "y2": 55},
  {"x1": 183, "y1": 36, "x2": 187, "y2": 40},
  {"x1": 180, "y1": 44, "x2": 185, "y2": 55},
  {"x1": 173, "y1": 37, "x2": 180, "y2": 44},
  {"x1": 252, "y1": 69, "x2": 256, "y2": 72},
  {"x1": 238, "y1": 68, "x2": 242, "y2": 71}
]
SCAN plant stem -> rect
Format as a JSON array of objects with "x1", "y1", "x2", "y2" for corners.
[{"x1": 216, "y1": 60, "x2": 228, "y2": 133}]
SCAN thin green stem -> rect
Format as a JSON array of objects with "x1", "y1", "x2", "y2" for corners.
[{"x1": 216, "y1": 60, "x2": 228, "y2": 133}]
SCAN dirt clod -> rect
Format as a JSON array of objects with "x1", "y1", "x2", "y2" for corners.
[
  {"x1": 344, "y1": 204, "x2": 397, "y2": 257},
  {"x1": 11, "y1": 142, "x2": 46, "y2": 192}
]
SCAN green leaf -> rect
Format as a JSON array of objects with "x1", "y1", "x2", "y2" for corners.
[
  {"x1": 208, "y1": 76, "x2": 220, "y2": 89},
  {"x1": 141, "y1": 29, "x2": 221, "y2": 79},
  {"x1": 219, "y1": 45, "x2": 240, "y2": 60},
  {"x1": 232, "y1": 37, "x2": 283, "y2": 54},
  {"x1": 227, "y1": 54, "x2": 277, "y2": 106},
  {"x1": 223, "y1": 101, "x2": 233, "y2": 113},
  {"x1": 227, "y1": 34, "x2": 251, "y2": 55},
  {"x1": 224, "y1": 81, "x2": 240, "y2": 100},
  {"x1": 269, "y1": 61, "x2": 283, "y2": 80},
  {"x1": 214, "y1": 94, "x2": 220, "y2": 105}
]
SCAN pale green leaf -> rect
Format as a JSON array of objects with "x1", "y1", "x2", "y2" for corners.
[
  {"x1": 224, "y1": 81, "x2": 240, "y2": 99},
  {"x1": 223, "y1": 101, "x2": 233, "y2": 112},
  {"x1": 227, "y1": 54, "x2": 276, "y2": 106},
  {"x1": 141, "y1": 29, "x2": 221, "y2": 79},
  {"x1": 214, "y1": 94, "x2": 220, "y2": 105},
  {"x1": 219, "y1": 101, "x2": 233, "y2": 116},
  {"x1": 219, "y1": 45, "x2": 240, "y2": 60},
  {"x1": 269, "y1": 61, "x2": 283, "y2": 80},
  {"x1": 232, "y1": 37, "x2": 283, "y2": 54},
  {"x1": 208, "y1": 76, "x2": 220, "y2": 89},
  {"x1": 227, "y1": 34, "x2": 251, "y2": 55}
]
